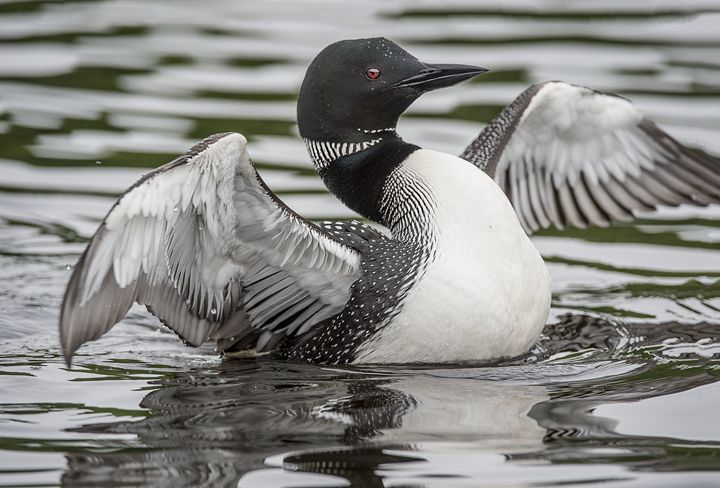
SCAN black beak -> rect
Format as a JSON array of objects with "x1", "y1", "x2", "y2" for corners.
[{"x1": 388, "y1": 63, "x2": 489, "y2": 91}]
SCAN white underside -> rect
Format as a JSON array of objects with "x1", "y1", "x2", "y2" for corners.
[{"x1": 354, "y1": 149, "x2": 551, "y2": 364}]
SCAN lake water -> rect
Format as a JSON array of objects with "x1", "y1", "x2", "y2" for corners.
[{"x1": 1, "y1": 0, "x2": 720, "y2": 486}]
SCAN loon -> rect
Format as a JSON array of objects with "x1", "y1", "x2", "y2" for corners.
[{"x1": 59, "y1": 37, "x2": 720, "y2": 366}]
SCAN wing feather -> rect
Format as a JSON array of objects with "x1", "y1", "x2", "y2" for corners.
[
  {"x1": 517, "y1": 158, "x2": 539, "y2": 232},
  {"x1": 60, "y1": 132, "x2": 363, "y2": 365},
  {"x1": 462, "y1": 81, "x2": 720, "y2": 233},
  {"x1": 543, "y1": 171, "x2": 565, "y2": 229},
  {"x1": 527, "y1": 161, "x2": 550, "y2": 229},
  {"x1": 573, "y1": 176, "x2": 610, "y2": 228},
  {"x1": 602, "y1": 175, "x2": 652, "y2": 213},
  {"x1": 558, "y1": 183, "x2": 587, "y2": 229}
]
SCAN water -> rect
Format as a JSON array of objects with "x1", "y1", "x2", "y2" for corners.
[{"x1": 1, "y1": 0, "x2": 720, "y2": 486}]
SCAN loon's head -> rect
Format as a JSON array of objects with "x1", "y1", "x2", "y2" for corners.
[{"x1": 297, "y1": 37, "x2": 487, "y2": 143}]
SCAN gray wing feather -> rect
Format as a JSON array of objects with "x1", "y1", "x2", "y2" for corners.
[
  {"x1": 60, "y1": 132, "x2": 362, "y2": 365},
  {"x1": 462, "y1": 81, "x2": 720, "y2": 233}
]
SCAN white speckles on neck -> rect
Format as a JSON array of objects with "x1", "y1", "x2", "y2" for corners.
[
  {"x1": 358, "y1": 127, "x2": 396, "y2": 135},
  {"x1": 303, "y1": 137, "x2": 385, "y2": 171}
]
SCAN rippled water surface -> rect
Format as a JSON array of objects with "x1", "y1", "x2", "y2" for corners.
[{"x1": 2, "y1": 1, "x2": 720, "y2": 486}]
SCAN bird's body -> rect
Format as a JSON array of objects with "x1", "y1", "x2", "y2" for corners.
[
  {"x1": 350, "y1": 149, "x2": 549, "y2": 363},
  {"x1": 58, "y1": 38, "x2": 720, "y2": 366},
  {"x1": 282, "y1": 146, "x2": 550, "y2": 364}
]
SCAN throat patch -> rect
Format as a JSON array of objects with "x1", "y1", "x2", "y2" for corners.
[{"x1": 304, "y1": 138, "x2": 384, "y2": 170}]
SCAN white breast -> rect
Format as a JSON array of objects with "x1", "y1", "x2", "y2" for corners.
[{"x1": 355, "y1": 149, "x2": 551, "y2": 364}]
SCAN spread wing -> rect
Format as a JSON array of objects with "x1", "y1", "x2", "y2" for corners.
[
  {"x1": 60, "y1": 132, "x2": 362, "y2": 365},
  {"x1": 461, "y1": 81, "x2": 720, "y2": 233}
]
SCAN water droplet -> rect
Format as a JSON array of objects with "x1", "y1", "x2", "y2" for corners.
[
  {"x1": 95, "y1": 160, "x2": 102, "y2": 165},
  {"x1": 210, "y1": 307, "x2": 217, "y2": 315},
  {"x1": 65, "y1": 264, "x2": 72, "y2": 270},
  {"x1": 173, "y1": 205, "x2": 179, "y2": 212}
]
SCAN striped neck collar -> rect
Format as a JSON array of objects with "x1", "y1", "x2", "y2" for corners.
[{"x1": 303, "y1": 128, "x2": 396, "y2": 171}]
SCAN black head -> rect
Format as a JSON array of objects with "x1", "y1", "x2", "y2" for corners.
[{"x1": 297, "y1": 37, "x2": 487, "y2": 142}]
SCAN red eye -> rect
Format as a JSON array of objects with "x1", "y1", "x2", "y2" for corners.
[{"x1": 366, "y1": 68, "x2": 380, "y2": 80}]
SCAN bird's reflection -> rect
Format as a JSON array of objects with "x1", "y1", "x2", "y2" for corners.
[
  {"x1": 62, "y1": 358, "x2": 548, "y2": 487},
  {"x1": 62, "y1": 315, "x2": 720, "y2": 487}
]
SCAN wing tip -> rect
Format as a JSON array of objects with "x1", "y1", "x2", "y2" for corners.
[
  {"x1": 59, "y1": 260, "x2": 83, "y2": 369},
  {"x1": 61, "y1": 341, "x2": 75, "y2": 369},
  {"x1": 59, "y1": 313, "x2": 79, "y2": 369}
]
